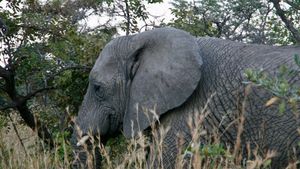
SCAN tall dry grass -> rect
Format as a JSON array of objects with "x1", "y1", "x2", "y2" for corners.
[
  {"x1": 1, "y1": 92, "x2": 299, "y2": 169},
  {"x1": 0, "y1": 116, "x2": 298, "y2": 169}
]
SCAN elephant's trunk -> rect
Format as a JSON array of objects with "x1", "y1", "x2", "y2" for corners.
[{"x1": 71, "y1": 131, "x2": 103, "y2": 169}]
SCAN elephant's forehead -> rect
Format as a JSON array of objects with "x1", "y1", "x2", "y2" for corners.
[
  {"x1": 89, "y1": 51, "x2": 119, "y2": 83},
  {"x1": 89, "y1": 36, "x2": 130, "y2": 83}
]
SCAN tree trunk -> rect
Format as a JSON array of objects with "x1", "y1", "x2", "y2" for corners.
[{"x1": 17, "y1": 103, "x2": 54, "y2": 148}]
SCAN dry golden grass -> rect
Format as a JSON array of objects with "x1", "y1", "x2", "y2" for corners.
[
  {"x1": 1, "y1": 93, "x2": 299, "y2": 169},
  {"x1": 0, "y1": 116, "x2": 298, "y2": 169},
  {"x1": 1, "y1": 113, "x2": 298, "y2": 169}
]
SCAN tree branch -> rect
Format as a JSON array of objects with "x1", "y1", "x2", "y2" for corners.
[
  {"x1": 23, "y1": 87, "x2": 56, "y2": 102},
  {"x1": 0, "y1": 66, "x2": 10, "y2": 79},
  {"x1": 270, "y1": 0, "x2": 300, "y2": 43},
  {"x1": 19, "y1": 24, "x2": 64, "y2": 38},
  {"x1": 0, "y1": 102, "x2": 16, "y2": 111},
  {"x1": 124, "y1": 0, "x2": 131, "y2": 35},
  {"x1": 16, "y1": 103, "x2": 54, "y2": 148},
  {"x1": 46, "y1": 65, "x2": 91, "y2": 81}
]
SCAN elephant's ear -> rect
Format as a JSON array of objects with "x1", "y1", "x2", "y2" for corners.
[{"x1": 123, "y1": 28, "x2": 203, "y2": 138}]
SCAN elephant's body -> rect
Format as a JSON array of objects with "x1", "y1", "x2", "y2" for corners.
[
  {"x1": 158, "y1": 38, "x2": 300, "y2": 168},
  {"x1": 72, "y1": 28, "x2": 300, "y2": 169}
]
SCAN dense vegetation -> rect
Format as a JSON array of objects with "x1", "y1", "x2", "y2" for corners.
[{"x1": 0, "y1": 0, "x2": 300, "y2": 168}]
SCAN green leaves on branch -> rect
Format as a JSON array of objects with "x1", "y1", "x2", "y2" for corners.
[
  {"x1": 244, "y1": 67, "x2": 291, "y2": 97},
  {"x1": 184, "y1": 143, "x2": 231, "y2": 168},
  {"x1": 244, "y1": 54, "x2": 300, "y2": 113},
  {"x1": 169, "y1": 0, "x2": 300, "y2": 44},
  {"x1": 294, "y1": 54, "x2": 300, "y2": 67},
  {"x1": 169, "y1": 0, "x2": 218, "y2": 37},
  {"x1": 0, "y1": 0, "x2": 116, "y2": 141}
]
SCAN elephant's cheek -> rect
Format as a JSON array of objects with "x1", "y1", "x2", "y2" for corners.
[
  {"x1": 94, "y1": 113, "x2": 110, "y2": 136},
  {"x1": 97, "y1": 125, "x2": 107, "y2": 137}
]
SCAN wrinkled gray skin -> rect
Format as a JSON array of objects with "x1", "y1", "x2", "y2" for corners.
[{"x1": 71, "y1": 28, "x2": 300, "y2": 169}]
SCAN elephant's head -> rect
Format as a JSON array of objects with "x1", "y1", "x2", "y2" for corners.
[{"x1": 75, "y1": 28, "x2": 203, "y2": 145}]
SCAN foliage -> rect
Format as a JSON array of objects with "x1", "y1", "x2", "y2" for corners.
[
  {"x1": 104, "y1": 0, "x2": 163, "y2": 35},
  {"x1": 0, "y1": 0, "x2": 165, "y2": 139},
  {"x1": 169, "y1": 0, "x2": 218, "y2": 36},
  {"x1": 169, "y1": 0, "x2": 300, "y2": 45},
  {"x1": 0, "y1": 0, "x2": 115, "y2": 145},
  {"x1": 244, "y1": 54, "x2": 300, "y2": 113},
  {"x1": 53, "y1": 130, "x2": 73, "y2": 161},
  {"x1": 102, "y1": 134, "x2": 128, "y2": 166}
]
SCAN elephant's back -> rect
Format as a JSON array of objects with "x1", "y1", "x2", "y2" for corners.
[
  {"x1": 197, "y1": 37, "x2": 300, "y2": 70},
  {"x1": 197, "y1": 37, "x2": 300, "y2": 87}
]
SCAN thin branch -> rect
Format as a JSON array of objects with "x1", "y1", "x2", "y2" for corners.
[
  {"x1": 19, "y1": 24, "x2": 63, "y2": 38},
  {"x1": 3, "y1": 36, "x2": 15, "y2": 71},
  {"x1": 0, "y1": 66, "x2": 9, "y2": 79},
  {"x1": 17, "y1": 104, "x2": 54, "y2": 148},
  {"x1": 0, "y1": 102, "x2": 16, "y2": 111},
  {"x1": 23, "y1": 87, "x2": 55, "y2": 102},
  {"x1": 270, "y1": 0, "x2": 300, "y2": 43},
  {"x1": 258, "y1": 4, "x2": 273, "y2": 44},
  {"x1": 82, "y1": 22, "x2": 112, "y2": 33},
  {"x1": 46, "y1": 65, "x2": 91, "y2": 81},
  {"x1": 124, "y1": 0, "x2": 131, "y2": 35}
]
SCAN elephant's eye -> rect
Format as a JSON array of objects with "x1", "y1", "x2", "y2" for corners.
[{"x1": 94, "y1": 85, "x2": 104, "y2": 100}]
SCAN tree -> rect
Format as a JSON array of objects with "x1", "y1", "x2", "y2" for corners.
[
  {"x1": 270, "y1": 0, "x2": 300, "y2": 44},
  {"x1": 104, "y1": 0, "x2": 163, "y2": 35},
  {"x1": 0, "y1": 0, "x2": 115, "y2": 147},
  {"x1": 169, "y1": 0, "x2": 300, "y2": 45},
  {"x1": 0, "y1": 0, "x2": 164, "y2": 150},
  {"x1": 168, "y1": 0, "x2": 218, "y2": 37}
]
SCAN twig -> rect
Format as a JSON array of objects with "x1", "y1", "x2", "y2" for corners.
[
  {"x1": 0, "y1": 103, "x2": 16, "y2": 111},
  {"x1": 124, "y1": 0, "x2": 130, "y2": 35},
  {"x1": 23, "y1": 86, "x2": 56, "y2": 102},
  {"x1": 45, "y1": 64, "x2": 91, "y2": 82}
]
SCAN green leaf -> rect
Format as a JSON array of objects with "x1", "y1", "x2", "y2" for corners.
[
  {"x1": 294, "y1": 54, "x2": 300, "y2": 67},
  {"x1": 279, "y1": 65, "x2": 288, "y2": 75},
  {"x1": 278, "y1": 101, "x2": 286, "y2": 114},
  {"x1": 263, "y1": 159, "x2": 272, "y2": 168}
]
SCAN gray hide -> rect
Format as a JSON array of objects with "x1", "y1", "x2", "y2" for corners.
[{"x1": 72, "y1": 27, "x2": 300, "y2": 169}]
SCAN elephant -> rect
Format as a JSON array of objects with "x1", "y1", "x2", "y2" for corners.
[{"x1": 71, "y1": 27, "x2": 300, "y2": 169}]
